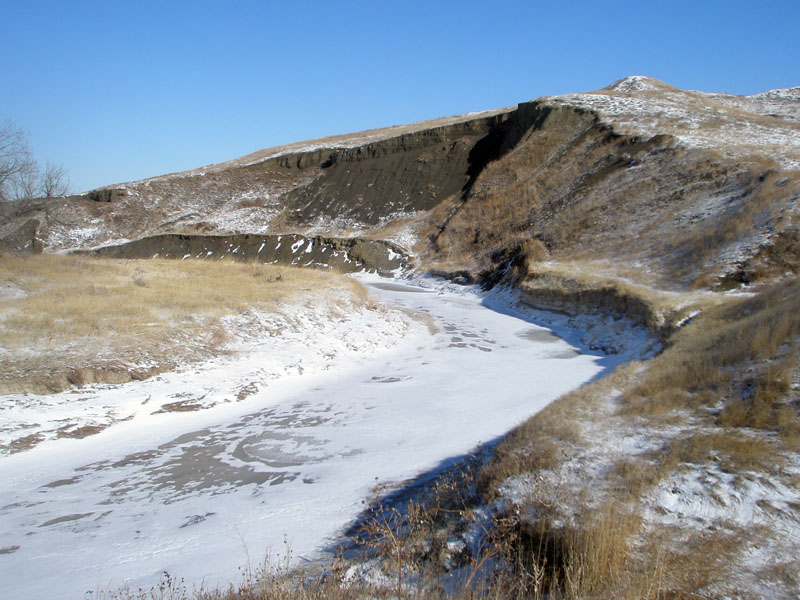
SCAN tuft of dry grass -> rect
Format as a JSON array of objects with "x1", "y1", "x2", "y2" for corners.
[
  {"x1": 636, "y1": 282, "x2": 798, "y2": 430},
  {"x1": 661, "y1": 431, "x2": 778, "y2": 474},
  {"x1": 0, "y1": 254, "x2": 370, "y2": 393}
]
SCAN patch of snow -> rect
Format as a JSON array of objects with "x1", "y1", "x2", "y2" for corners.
[
  {"x1": 550, "y1": 81, "x2": 800, "y2": 172},
  {"x1": 384, "y1": 223, "x2": 419, "y2": 255},
  {"x1": 645, "y1": 464, "x2": 800, "y2": 531},
  {"x1": 605, "y1": 75, "x2": 667, "y2": 93},
  {"x1": 387, "y1": 248, "x2": 404, "y2": 262},
  {"x1": 0, "y1": 283, "x2": 27, "y2": 301},
  {"x1": 675, "y1": 309, "x2": 701, "y2": 329}
]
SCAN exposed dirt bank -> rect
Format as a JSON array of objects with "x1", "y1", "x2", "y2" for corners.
[
  {"x1": 0, "y1": 107, "x2": 517, "y2": 252},
  {"x1": 82, "y1": 233, "x2": 409, "y2": 275},
  {"x1": 0, "y1": 365, "x2": 164, "y2": 398}
]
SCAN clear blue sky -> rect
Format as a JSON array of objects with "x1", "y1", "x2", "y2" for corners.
[{"x1": 2, "y1": 0, "x2": 798, "y2": 193}]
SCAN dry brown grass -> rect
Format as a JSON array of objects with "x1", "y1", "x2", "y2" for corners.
[
  {"x1": 416, "y1": 98, "x2": 799, "y2": 292},
  {"x1": 610, "y1": 278, "x2": 800, "y2": 500},
  {"x1": 478, "y1": 361, "x2": 643, "y2": 499},
  {"x1": 661, "y1": 431, "x2": 778, "y2": 474},
  {"x1": 0, "y1": 254, "x2": 369, "y2": 393},
  {"x1": 498, "y1": 499, "x2": 659, "y2": 600},
  {"x1": 472, "y1": 274, "x2": 800, "y2": 598},
  {"x1": 647, "y1": 524, "x2": 752, "y2": 597}
]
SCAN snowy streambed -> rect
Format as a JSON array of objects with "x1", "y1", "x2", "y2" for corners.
[{"x1": 0, "y1": 275, "x2": 649, "y2": 599}]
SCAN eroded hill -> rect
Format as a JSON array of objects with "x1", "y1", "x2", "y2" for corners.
[{"x1": 1, "y1": 76, "x2": 798, "y2": 292}]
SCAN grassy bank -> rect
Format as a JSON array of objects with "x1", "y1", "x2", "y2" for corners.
[
  {"x1": 474, "y1": 275, "x2": 800, "y2": 598},
  {"x1": 0, "y1": 254, "x2": 370, "y2": 395}
]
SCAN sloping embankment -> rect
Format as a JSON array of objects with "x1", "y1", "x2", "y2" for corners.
[{"x1": 516, "y1": 272, "x2": 683, "y2": 343}]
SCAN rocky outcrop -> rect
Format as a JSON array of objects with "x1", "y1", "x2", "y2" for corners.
[{"x1": 84, "y1": 233, "x2": 408, "y2": 275}]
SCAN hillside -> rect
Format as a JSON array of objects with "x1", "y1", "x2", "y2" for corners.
[
  {"x1": 2, "y1": 76, "x2": 800, "y2": 598},
  {"x1": 1, "y1": 76, "x2": 799, "y2": 292}
]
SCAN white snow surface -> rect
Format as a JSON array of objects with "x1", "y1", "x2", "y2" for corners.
[
  {"x1": 549, "y1": 76, "x2": 800, "y2": 172},
  {"x1": 0, "y1": 300, "x2": 411, "y2": 452},
  {"x1": 0, "y1": 274, "x2": 640, "y2": 599}
]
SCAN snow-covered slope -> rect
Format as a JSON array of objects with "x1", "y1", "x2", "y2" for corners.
[{"x1": 548, "y1": 75, "x2": 800, "y2": 172}]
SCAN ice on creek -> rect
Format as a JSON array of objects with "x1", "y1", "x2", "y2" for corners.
[{"x1": 0, "y1": 274, "x2": 640, "y2": 599}]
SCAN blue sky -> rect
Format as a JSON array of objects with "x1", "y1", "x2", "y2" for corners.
[{"x1": 2, "y1": 0, "x2": 798, "y2": 193}]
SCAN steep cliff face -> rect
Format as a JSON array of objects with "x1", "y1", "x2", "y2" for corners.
[
  {"x1": 420, "y1": 78, "x2": 800, "y2": 289},
  {"x1": 0, "y1": 108, "x2": 514, "y2": 255}
]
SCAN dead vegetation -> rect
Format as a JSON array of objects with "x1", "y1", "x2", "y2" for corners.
[
  {"x1": 0, "y1": 254, "x2": 370, "y2": 394},
  {"x1": 470, "y1": 276, "x2": 800, "y2": 598}
]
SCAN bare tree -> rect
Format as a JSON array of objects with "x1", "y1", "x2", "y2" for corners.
[
  {"x1": 41, "y1": 162, "x2": 69, "y2": 198},
  {"x1": 10, "y1": 160, "x2": 40, "y2": 200},
  {"x1": 0, "y1": 120, "x2": 35, "y2": 201},
  {"x1": 0, "y1": 119, "x2": 70, "y2": 201}
]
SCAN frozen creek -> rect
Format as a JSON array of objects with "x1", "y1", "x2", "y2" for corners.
[{"x1": 0, "y1": 274, "x2": 650, "y2": 599}]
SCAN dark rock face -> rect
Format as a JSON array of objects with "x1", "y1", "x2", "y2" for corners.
[
  {"x1": 0, "y1": 109, "x2": 521, "y2": 253},
  {"x1": 87, "y1": 189, "x2": 127, "y2": 203},
  {"x1": 0, "y1": 103, "x2": 585, "y2": 255},
  {"x1": 84, "y1": 233, "x2": 408, "y2": 275}
]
